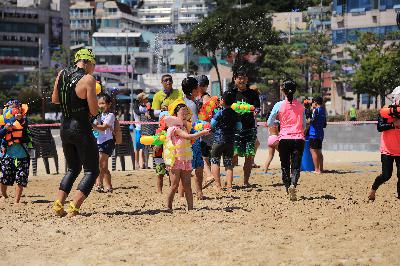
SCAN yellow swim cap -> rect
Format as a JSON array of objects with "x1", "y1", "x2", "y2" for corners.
[{"x1": 74, "y1": 49, "x2": 96, "y2": 64}]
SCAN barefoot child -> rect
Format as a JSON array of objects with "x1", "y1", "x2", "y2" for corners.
[
  {"x1": 164, "y1": 101, "x2": 210, "y2": 210},
  {"x1": 210, "y1": 91, "x2": 241, "y2": 192},
  {"x1": 93, "y1": 93, "x2": 115, "y2": 193},
  {"x1": 0, "y1": 100, "x2": 31, "y2": 203},
  {"x1": 309, "y1": 96, "x2": 326, "y2": 174},
  {"x1": 264, "y1": 124, "x2": 279, "y2": 173}
]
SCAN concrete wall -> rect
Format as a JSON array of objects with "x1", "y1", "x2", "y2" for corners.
[{"x1": 257, "y1": 123, "x2": 380, "y2": 152}]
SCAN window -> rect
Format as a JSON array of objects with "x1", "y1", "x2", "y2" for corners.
[
  {"x1": 0, "y1": 46, "x2": 38, "y2": 57},
  {"x1": 0, "y1": 22, "x2": 44, "y2": 34},
  {"x1": 347, "y1": 0, "x2": 372, "y2": 11},
  {"x1": 96, "y1": 2, "x2": 104, "y2": 9},
  {"x1": 372, "y1": 15, "x2": 377, "y2": 23}
]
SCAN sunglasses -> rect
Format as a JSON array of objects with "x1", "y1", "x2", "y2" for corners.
[{"x1": 162, "y1": 78, "x2": 173, "y2": 83}]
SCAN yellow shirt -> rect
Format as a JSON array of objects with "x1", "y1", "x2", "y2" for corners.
[{"x1": 152, "y1": 89, "x2": 183, "y2": 111}]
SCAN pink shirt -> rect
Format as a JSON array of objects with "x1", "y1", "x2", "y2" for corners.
[
  {"x1": 272, "y1": 99, "x2": 305, "y2": 140},
  {"x1": 381, "y1": 129, "x2": 400, "y2": 156}
]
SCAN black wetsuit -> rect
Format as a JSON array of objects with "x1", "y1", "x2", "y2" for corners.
[{"x1": 57, "y1": 66, "x2": 99, "y2": 197}]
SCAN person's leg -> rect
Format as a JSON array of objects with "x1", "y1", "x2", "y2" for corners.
[
  {"x1": 243, "y1": 156, "x2": 254, "y2": 186},
  {"x1": 0, "y1": 184, "x2": 8, "y2": 200},
  {"x1": 181, "y1": 170, "x2": 194, "y2": 210},
  {"x1": 264, "y1": 147, "x2": 275, "y2": 172},
  {"x1": 157, "y1": 174, "x2": 164, "y2": 194},
  {"x1": 0, "y1": 157, "x2": 14, "y2": 200},
  {"x1": 396, "y1": 156, "x2": 400, "y2": 199},
  {"x1": 134, "y1": 129, "x2": 141, "y2": 168},
  {"x1": 72, "y1": 133, "x2": 100, "y2": 214},
  {"x1": 14, "y1": 157, "x2": 30, "y2": 203},
  {"x1": 253, "y1": 139, "x2": 261, "y2": 168},
  {"x1": 223, "y1": 143, "x2": 235, "y2": 191},
  {"x1": 370, "y1": 154, "x2": 394, "y2": 200},
  {"x1": 319, "y1": 148, "x2": 324, "y2": 172},
  {"x1": 310, "y1": 148, "x2": 320, "y2": 173},
  {"x1": 194, "y1": 167, "x2": 204, "y2": 199},
  {"x1": 178, "y1": 179, "x2": 185, "y2": 198},
  {"x1": 167, "y1": 169, "x2": 180, "y2": 210},
  {"x1": 95, "y1": 151, "x2": 104, "y2": 190},
  {"x1": 201, "y1": 141, "x2": 212, "y2": 179},
  {"x1": 210, "y1": 143, "x2": 223, "y2": 191},
  {"x1": 278, "y1": 139, "x2": 292, "y2": 192},
  {"x1": 15, "y1": 185, "x2": 23, "y2": 203},
  {"x1": 291, "y1": 140, "x2": 305, "y2": 187},
  {"x1": 100, "y1": 152, "x2": 112, "y2": 191},
  {"x1": 139, "y1": 148, "x2": 145, "y2": 169}
]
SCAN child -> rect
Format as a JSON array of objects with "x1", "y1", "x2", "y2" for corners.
[
  {"x1": 309, "y1": 96, "x2": 327, "y2": 174},
  {"x1": 264, "y1": 124, "x2": 279, "y2": 173},
  {"x1": 0, "y1": 100, "x2": 31, "y2": 203},
  {"x1": 210, "y1": 91, "x2": 242, "y2": 192},
  {"x1": 164, "y1": 101, "x2": 210, "y2": 210},
  {"x1": 93, "y1": 93, "x2": 115, "y2": 193},
  {"x1": 369, "y1": 87, "x2": 400, "y2": 201},
  {"x1": 182, "y1": 77, "x2": 205, "y2": 199}
]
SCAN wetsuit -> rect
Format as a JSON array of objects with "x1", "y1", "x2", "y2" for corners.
[{"x1": 57, "y1": 66, "x2": 99, "y2": 197}]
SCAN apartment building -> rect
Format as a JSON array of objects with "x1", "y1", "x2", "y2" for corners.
[
  {"x1": 0, "y1": 0, "x2": 69, "y2": 89},
  {"x1": 331, "y1": 0, "x2": 400, "y2": 59},
  {"x1": 70, "y1": 1, "x2": 95, "y2": 46}
]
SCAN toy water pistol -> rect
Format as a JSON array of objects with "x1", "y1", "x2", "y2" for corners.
[
  {"x1": 0, "y1": 104, "x2": 28, "y2": 128},
  {"x1": 231, "y1": 101, "x2": 255, "y2": 114},
  {"x1": 140, "y1": 130, "x2": 166, "y2": 146},
  {"x1": 380, "y1": 105, "x2": 400, "y2": 122},
  {"x1": 193, "y1": 120, "x2": 211, "y2": 132},
  {"x1": 198, "y1": 96, "x2": 219, "y2": 121}
]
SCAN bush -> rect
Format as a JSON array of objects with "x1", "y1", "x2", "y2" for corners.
[
  {"x1": 357, "y1": 109, "x2": 379, "y2": 121},
  {"x1": 327, "y1": 115, "x2": 345, "y2": 122}
]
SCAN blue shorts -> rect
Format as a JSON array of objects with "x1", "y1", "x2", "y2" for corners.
[
  {"x1": 192, "y1": 139, "x2": 204, "y2": 169},
  {"x1": 98, "y1": 139, "x2": 115, "y2": 156},
  {"x1": 134, "y1": 129, "x2": 144, "y2": 150}
]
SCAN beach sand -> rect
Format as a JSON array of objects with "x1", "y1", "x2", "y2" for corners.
[{"x1": 0, "y1": 150, "x2": 399, "y2": 265}]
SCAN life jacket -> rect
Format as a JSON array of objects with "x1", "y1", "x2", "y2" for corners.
[{"x1": 4, "y1": 120, "x2": 25, "y2": 146}]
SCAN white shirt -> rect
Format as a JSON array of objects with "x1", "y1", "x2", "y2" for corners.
[
  {"x1": 184, "y1": 97, "x2": 198, "y2": 122},
  {"x1": 97, "y1": 112, "x2": 115, "y2": 144}
]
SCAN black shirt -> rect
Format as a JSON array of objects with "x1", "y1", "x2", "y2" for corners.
[{"x1": 229, "y1": 87, "x2": 260, "y2": 129}]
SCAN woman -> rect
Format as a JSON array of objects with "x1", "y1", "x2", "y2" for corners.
[{"x1": 267, "y1": 79, "x2": 306, "y2": 201}]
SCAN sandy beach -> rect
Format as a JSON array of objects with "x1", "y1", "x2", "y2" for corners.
[{"x1": 0, "y1": 150, "x2": 399, "y2": 265}]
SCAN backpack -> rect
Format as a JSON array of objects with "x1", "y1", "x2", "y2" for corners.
[{"x1": 113, "y1": 119, "x2": 122, "y2": 145}]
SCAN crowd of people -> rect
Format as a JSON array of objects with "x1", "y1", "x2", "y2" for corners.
[{"x1": 0, "y1": 48, "x2": 399, "y2": 217}]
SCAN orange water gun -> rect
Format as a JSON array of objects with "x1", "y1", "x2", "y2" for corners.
[
  {"x1": 380, "y1": 105, "x2": 400, "y2": 122},
  {"x1": 198, "y1": 96, "x2": 219, "y2": 121}
]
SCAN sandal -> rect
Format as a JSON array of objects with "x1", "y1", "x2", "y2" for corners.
[
  {"x1": 104, "y1": 188, "x2": 113, "y2": 193},
  {"x1": 52, "y1": 199, "x2": 66, "y2": 217},
  {"x1": 95, "y1": 186, "x2": 104, "y2": 193},
  {"x1": 66, "y1": 202, "x2": 80, "y2": 217}
]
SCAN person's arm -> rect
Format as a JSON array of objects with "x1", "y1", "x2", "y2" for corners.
[
  {"x1": 151, "y1": 93, "x2": 161, "y2": 110},
  {"x1": 94, "y1": 113, "x2": 115, "y2": 131},
  {"x1": 82, "y1": 75, "x2": 98, "y2": 116},
  {"x1": 267, "y1": 102, "x2": 281, "y2": 127},
  {"x1": 174, "y1": 127, "x2": 210, "y2": 140},
  {"x1": 51, "y1": 71, "x2": 62, "y2": 104},
  {"x1": 302, "y1": 112, "x2": 307, "y2": 131},
  {"x1": 377, "y1": 116, "x2": 395, "y2": 132}
]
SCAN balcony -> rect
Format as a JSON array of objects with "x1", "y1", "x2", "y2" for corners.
[
  {"x1": 179, "y1": 7, "x2": 208, "y2": 13},
  {"x1": 70, "y1": 24, "x2": 92, "y2": 30},
  {"x1": 69, "y1": 13, "x2": 94, "y2": 19},
  {"x1": 93, "y1": 46, "x2": 150, "y2": 55}
]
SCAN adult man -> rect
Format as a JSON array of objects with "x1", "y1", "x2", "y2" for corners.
[
  {"x1": 152, "y1": 74, "x2": 183, "y2": 111},
  {"x1": 51, "y1": 48, "x2": 99, "y2": 217},
  {"x1": 349, "y1": 104, "x2": 357, "y2": 121},
  {"x1": 133, "y1": 92, "x2": 150, "y2": 169},
  {"x1": 229, "y1": 69, "x2": 260, "y2": 187}
]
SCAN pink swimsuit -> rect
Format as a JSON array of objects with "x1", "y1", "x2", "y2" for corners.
[{"x1": 166, "y1": 126, "x2": 192, "y2": 171}]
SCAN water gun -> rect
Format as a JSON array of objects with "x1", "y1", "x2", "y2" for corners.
[
  {"x1": 96, "y1": 81, "x2": 102, "y2": 95},
  {"x1": 140, "y1": 130, "x2": 166, "y2": 146},
  {"x1": 198, "y1": 96, "x2": 219, "y2": 121},
  {"x1": 380, "y1": 105, "x2": 400, "y2": 122},
  {"x1": 193, "y1": 120, "x2": 211, "y2": 132},
  {"x1": 0, "y1": 104, "x2": 28, "y2": 128},
  {"x1": 231, "y1": 101, "x2": 255, "y2": 114}
]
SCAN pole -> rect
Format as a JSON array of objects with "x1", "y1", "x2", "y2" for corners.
[
  {"x1": 38, "y1": 37, "x2": 45, "y2": 122},
  {"x1": 130, "y1": 58, "x2": 135, "y2": 122}
]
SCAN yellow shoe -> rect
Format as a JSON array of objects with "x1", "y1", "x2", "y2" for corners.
[
  {"x1": 66, "y1": 202, "x2": 80, "y2": 217},
  {"x1": 52, "y1": 199, "x2": 66, "y2": 217}
]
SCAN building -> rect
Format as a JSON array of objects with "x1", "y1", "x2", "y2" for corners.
[
  {"x1": 92, "y1": 31, "x2": 154, "y2": 75},
  {"x1": 0, "y1": 0, "x2": 70, "y2": 89},
  {"x1": 331, "y1": 0, "x2": 400, "y2": 60},
  {"x1": 70, "y1": 1, "x2": 95, "y2": 47},
  {"x1": 272, "y1": 12, "x2": 308, "y2": 36},
  {"x1": 307, "y1": 5, "x2": 331, "y2": 32}
]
